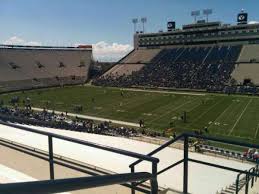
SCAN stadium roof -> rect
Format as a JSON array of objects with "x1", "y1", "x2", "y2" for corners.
[{"x1": 0, "y1": 44, "x2": 92, "y2": 51}]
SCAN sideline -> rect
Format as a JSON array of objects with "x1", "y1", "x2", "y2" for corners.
[
  {"x1": 31, "y1": 107, "x2": 140, "y2": 127},
  {"x1": 119, "y1": 88, "x2": 206, "y2": 96}
]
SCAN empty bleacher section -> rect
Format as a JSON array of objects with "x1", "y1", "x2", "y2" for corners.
[
  {"x1": 0, "y1": 45, "x2": 92, "y2": 92},
  {"x1": 238, "y1": 45, "x2": 259, "y2": 63},
  {"x1": 94, "y1": 45, "x2": 242, "y2": 91},
  {"x1": 231, "y1": 44, "x2": 259, "y2": 85},
  {"x1": 102, "y1": 49, "x2": 161, "y2": 78},
  {"x1": 120, "y1": 48, "x2": 161, "y2": 64},
  {"x1": 103, "y1": 64, "x2": 145, "y2": 77}
]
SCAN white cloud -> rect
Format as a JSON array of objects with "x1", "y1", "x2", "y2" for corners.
[
  {"x1": 92, "y1": 41, "x2": 133, "y2": 62},
  {"x1": 248, "y1": 21, "x2": 259, "y2": 24},
  {"x1": 4, "y1": 36, "x2": 42, "y2": 46}
]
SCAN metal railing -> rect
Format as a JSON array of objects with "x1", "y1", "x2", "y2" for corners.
[
  {"x1": 0, "y1": 121, "x2": 159, "y2": 194},
  {"x1": 0, "y1": 172, "x2": 152, "y2": 194},
  {"x1": 1, "y1": 120, "x2": 259, "y2": 194},
  {"x1": 129, "y1": 132, "x2": 259, "y2": 194},
  {"x1": 235, "y1": 164, "x2": 259, "y2": 194}
]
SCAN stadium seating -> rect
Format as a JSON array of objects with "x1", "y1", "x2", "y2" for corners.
[
  {"x1": 0, "y1": 47, "x2": 92, "y2": 91},
  {"x1": 102, "y1": 48, "x2": 161, "y2": 78},
  {"x1": 120, "y1": 48, "x2": 161, "y2": 64},
  {"x1": 238, "y1": 44, "x2": 259, "y2": 63},
  {"x1": 231, "y1": 44, "x2": 259, "y2": 85},
  {"x1": 103, "y1": 64, "x2": 145, "y2": 78},
  {"x1": 94, "y1": 45, "x2": 242, "y2": 91}
]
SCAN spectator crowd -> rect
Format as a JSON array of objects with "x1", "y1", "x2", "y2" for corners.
[
  {"x1": 0, "y1": 106, "x2": 138, "y2": 138},
  {"x1": 94, "y1": 46, "x2": 245, "y2": 93}
]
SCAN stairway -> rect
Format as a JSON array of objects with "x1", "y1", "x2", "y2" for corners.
[{"x1": 217, "y1": 176, "x2": 247, "y2": 194}]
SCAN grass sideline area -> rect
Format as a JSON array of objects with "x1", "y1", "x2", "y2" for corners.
[{"x1": 0, "y1": 85, "x2": 259, "y2": 144}]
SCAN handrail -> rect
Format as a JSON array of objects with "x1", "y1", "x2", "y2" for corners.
[
  {"x1": 134, "y1": 159, "x2": 184, "y2": 187},
  {"x1": 0, "y1": 172, "x2": 152, "y2": 194},
  {"x1": 130, "y1": 132, "x2": 259, "y2": 169},
  {"x1": 186, "y1": 132, "x2": 259, "y2": 149},
  {"x1": 0, "y1": 120, "x2": 159, "y2": 163},
  {"x1": 235, "y1": 164, "x2": 259, "y2": 194},
  {"x1": 129, "y1": 134, "x2": 184, "y2": 168},
  {"x1": 0, "y1": 120, "x2": 160, "y2": 194},
  {"x1": 129, "y1": 132, "x2": 259, "y2": 194},
  {"x1": 2, "y1": 120, "x2": 259, "y2": 194}
]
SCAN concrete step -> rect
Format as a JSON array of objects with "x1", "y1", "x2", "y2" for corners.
[
  {"x1": 159, "y1": 188, "x2": 188, "y2": 194},
  {"x1": 220, "y1": 190, "x2": 234, "y2": 194}
]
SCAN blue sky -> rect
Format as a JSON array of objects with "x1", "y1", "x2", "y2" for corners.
[{"x1": 0, "y1": 0, "x2": 258, "y2": 61}]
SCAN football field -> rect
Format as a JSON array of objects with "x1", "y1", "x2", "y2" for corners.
[{"x1": 1, "y1": 85, "x2": 259, "y2": 144}]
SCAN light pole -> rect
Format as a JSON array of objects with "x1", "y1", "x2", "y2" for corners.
[
  {"x1": 191, "y1": 10, "x2": 200, "y2": 23},
  {"x1": 203, "y1": 9, "x2": 213, "y2": 23},
  {"x1": 132, "y1": 18, "x2": 138, "y2": 33},
  {"x1": 141, "y1": 17, "x2": 147, "y2": 33}
]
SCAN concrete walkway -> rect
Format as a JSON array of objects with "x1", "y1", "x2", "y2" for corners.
[
  {"x1": 0, "y1": 140, "x2": 142, "y2": 194},
  {"x1": 243, "y1": 179, "x2": 259, "y2": 194},
  {"x1": 32, "y1": 107, "x2": 140, "y2": 127}
]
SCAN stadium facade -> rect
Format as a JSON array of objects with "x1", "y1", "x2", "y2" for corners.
[
  {"x1": 95, "y1": 11, "x2": 259, "y2": 93},
  {"x1": 134, "y1": 22, "x2": 259, "y2": 48},
  {"x1": 0, "y1": 44, "x2": 92, "y2": 92}
]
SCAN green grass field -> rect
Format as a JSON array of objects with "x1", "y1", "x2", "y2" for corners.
[{"x1": 0, "y1": 85, "x2": 259, "y2": 144}]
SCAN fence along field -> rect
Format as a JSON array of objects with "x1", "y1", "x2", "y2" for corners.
[{"x1": 0, "y1": 85, "x2": 258, "y2": 144}]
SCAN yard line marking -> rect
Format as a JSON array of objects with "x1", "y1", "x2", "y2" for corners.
[
  {"x1": 208, "y1": 100, "x2": 234, "y2": 128},
  {"x1": 228, "y1": 99, "x2": 252, "y2": 135},
  {"x1": 186, "y1": 99, "x2": 203, "y2": 112},
  {"x1": 148, "y1": 96, "x2": 198, "y2": 115},
  {"x1": 187, "y1": 98, "x2": 225, "y2": 126},
  {"x1": 149, "y1": 99, "x2": 196, "y2": 123},
  {"x1": 96, "y1": 92, "x2": 157, "y2": 115},
  {"x1": 254, "y1": 123, "x2": 259, "y2": 139}
]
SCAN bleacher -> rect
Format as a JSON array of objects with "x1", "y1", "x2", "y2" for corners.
[
  {"x1": 231, "y1": 44, "x2": 259, "y2": 85},
  {"x1": 0, "y1": 46, "x2": 92, "y2": 92},
  {"x1": 102, "y1": 48, "x2": 161, "y2": 78},
  {"x1": 103, "y1": 63, "x2": 145, "y2": 78},
  {"x1": 121, "y1": 48, "x2": 161, "y2": 64},
  {"x1": 94, "y1": 45, "x2": 242, "y2": 91}
]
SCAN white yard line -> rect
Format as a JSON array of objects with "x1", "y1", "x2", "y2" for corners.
[
  {"x1": 149, "y1": 99, "x2": 196, "y2": 123},
  {"x1": 120, "y1": 88, "x2": 206, "y2": 96},
  {"x1": 188, "y1": 98, "x2": 225, "y2": 126},
  {"x1": 187, "y1": 100, "x2": 202, "y2": 112},
  {"x1": 228, "y1": 99, "x2": 252, "y2": 135},
  {"x1": 31, "y1": 107, "x2": 139, "y2": 127},
  {"x1": 208, "y1": 101, "x2": 234, "y2": 128},
  {"x1": 254, "y1": 123, "x2": 259, "y2": 139}
]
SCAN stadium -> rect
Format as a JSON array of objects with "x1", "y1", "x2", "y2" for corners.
[{"x1": 0, "y1": 5, "x2": 259, "y2": 194}]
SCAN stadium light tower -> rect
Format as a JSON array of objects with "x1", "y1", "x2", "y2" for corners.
[
  {"x1": 141, "y1": 17, "x2": 147, "y2": 33},
  {"x1": 203, "y1": 9, "x2": 213, "y2": 23},
  {"x1": 132, "y1": 18, "x2": 138, "y2": 33},
  {"x1": 191, "y1": 10, "x2": 200, "y2": 23}
]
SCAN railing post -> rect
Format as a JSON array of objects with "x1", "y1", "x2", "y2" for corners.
[
  {"x1": 130, "y1": 166, "x2": 136, "y2": 194},
  {"x1": 245, "y1": 173, "x2": 249, "y2": 194},
  {"x1": 183, "y1": 135, "x2": 189, "y2": 194},
  {"x1": 251, "y1": 168, "x2": 255, "y2": 188},
  {"x1": 235, "y1": 174, "x2": 240, "y2": 194},
  {"x1": 256, "y1": 164, "x2": 259, "y2": 181},
  {"x1": 151, "y1": 161, "x2": 158, "y2": 194},
  {"x1": 48, "y1": 135, "x2": 55, "y2": 180}
]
